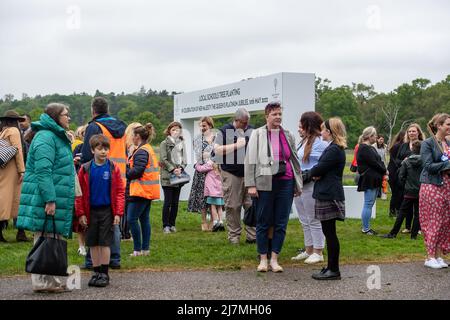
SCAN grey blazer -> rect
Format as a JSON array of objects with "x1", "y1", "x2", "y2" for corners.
[{"x1": 244, "y1": 125, "x2": 303, "y2": 192}]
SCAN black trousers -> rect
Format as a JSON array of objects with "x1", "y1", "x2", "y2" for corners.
[
  {"x1": 389, "y1": 197, "x2": 420, "y2": 237},
  {"x1": 321, "y1": 219, "x2": 340, "y2": 272},
  {"x1": 120, "y1": 202, "x2": 131, "y2": 239},
  {"x1": 388, "y1": 180, "x2": 404, "y2": 213},
  {"x1": 162, "y1": 186, "x2": 182, "y2": 228}
]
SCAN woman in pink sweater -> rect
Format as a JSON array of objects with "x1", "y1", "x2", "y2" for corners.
[{"x1": 195, "y1": 152, "x2": 225, "y2": 232}]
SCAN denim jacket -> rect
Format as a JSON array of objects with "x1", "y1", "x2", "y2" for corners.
[{"x1": 419, "y1": 138, "x2": 450, "y2": 186}]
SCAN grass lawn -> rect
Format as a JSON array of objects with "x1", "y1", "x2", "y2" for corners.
[{"x1": 0, "y1": 195, "x2": 429, "y2": 277}]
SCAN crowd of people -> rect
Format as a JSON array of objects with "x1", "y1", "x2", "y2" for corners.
[{"x1": 0, "y1": 97, "x2": 449, "y2": 292}]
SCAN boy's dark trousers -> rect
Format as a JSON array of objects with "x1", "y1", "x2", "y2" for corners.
[
  {"x1": 85, "y1": 224, "x2": 121, "y2": 268},
  {"x1": 389, "y1": 197, "x2": 420, "y2": 238}
]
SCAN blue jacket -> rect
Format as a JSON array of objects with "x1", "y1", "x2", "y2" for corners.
[
  {"x1": 419, "y1": 138, "x2": 450, "y2": 186},
  {"x1": 81, "y1": 114, "x2": 127, "y2": 163}
]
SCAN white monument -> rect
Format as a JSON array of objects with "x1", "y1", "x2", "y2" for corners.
[{"x1": 172, "y1": 72, "x2": 375, "y2": 219}]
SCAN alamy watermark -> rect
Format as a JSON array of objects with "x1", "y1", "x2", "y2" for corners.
[
  {"x1": 66, "y1": 265, "x2": 81, "y2": 290},
  {"x1": 366, "y1": 265, "x2": 381, "y2": 290}
]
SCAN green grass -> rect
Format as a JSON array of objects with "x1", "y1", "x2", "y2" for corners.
[{"x1": 0, "y1": 197, "x2": 429, "y2": 276}]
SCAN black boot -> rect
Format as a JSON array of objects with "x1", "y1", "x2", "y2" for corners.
[
  {"x1": 0, "y1": 222, "x2": 7, "y2": 243},
  {"x1": 0, "y1": 231, "x2": 6, "y2": 243},
  {"x1": 389, "y1": 209, "x2": 396, "y2": 218},
  {"x1": 16, "y1": 229, "x2": 30, "y2": 242}
]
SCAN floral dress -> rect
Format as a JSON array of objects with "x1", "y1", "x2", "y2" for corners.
[{"x1": 187, "y1": 134, "x2": 215, "y2": 212}]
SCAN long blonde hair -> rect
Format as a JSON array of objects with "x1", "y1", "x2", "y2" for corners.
[
  {"x1": 125, "y1": 122, "x2": 143, "y2": 149},
  {"x1": 324, "y1": 117, "x2": 347, "y2": 149},
  {"x1": 75, "y1": 124, "x2": 87, "y2": 140},
  {"x1": 404, "y1": 123, "x2": 426, "y2": 143}
]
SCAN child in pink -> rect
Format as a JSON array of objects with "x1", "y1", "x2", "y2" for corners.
[{"x1": 195, "y1": 152, "x2": 225, "y2": 232}]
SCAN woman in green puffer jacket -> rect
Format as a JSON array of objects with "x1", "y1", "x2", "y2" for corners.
[{"x1": 16, "y1": 103, "x2": 75, "y2": 293}]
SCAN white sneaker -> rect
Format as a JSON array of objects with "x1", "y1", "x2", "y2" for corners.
[
  {"x1": 291, "y1": 251, "x2": 310, "y2": 261},
  {"x1": 77, "y1": 246, "x2": 87, "y2": 256},
  {"x1": 424, "y1": 258, "x2": 443, "y2": 269},
  {"x1": 437, "y1": 258, "x2": 448, "y2": 268},
  {"x1": 304, "y1": 253, "x2": 324, "y2": 264},
  {"x1": 163, "y1": 226, "x2": 171, "y2": 234}
]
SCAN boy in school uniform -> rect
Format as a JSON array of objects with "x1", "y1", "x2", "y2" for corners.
[{"x1": 76, "y1": 134, "x2": 125, "y2": 287}]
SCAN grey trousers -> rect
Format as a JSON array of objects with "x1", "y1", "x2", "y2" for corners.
[
  {"x1": 294, "y1": 182, "x2": 325, "y2": 249},
  {"x1": 221, "y1": 170, "x2": 256, "y2": 242}
]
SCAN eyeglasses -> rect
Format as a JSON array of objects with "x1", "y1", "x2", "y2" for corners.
[{"x1": 60, "y1": 113, "x2": 70, "y2": 118}]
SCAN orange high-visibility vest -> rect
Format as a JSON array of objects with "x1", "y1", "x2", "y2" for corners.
[
  {"x1": 129, "y1": 144, "x2": 160, "y2": 200},
  {"x1": 95, "y1": 121, "x2": 127, "y2": 185}
]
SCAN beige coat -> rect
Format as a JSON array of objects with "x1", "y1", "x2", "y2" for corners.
[
  {"x1": 0, "y1": 127, "x2": 25, "y2": 221},
  {"x1": 245, "y1": 125, "x2": 303, "y2": 192}
]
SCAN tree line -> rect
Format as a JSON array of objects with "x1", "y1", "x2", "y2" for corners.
[{"x1": 1, "y1": 75, "x2": 449, "y2": 146}]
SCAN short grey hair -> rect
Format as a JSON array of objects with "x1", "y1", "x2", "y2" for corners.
[{"x1": 234, "y1": 108, "x2": 250, "y2": 121}]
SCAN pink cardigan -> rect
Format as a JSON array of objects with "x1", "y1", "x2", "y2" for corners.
[{"x1": 195, "y1": 161, "x2": 223, "y2": 198}]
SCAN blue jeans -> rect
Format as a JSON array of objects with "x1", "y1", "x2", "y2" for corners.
[
  {"x1": 85, "y1": 224, "x2": 121, "y2": 268},
  {"x1": 127, "y1": 199, "x2": 152, "y2": 251},
  {"x1": 256, "y1": 179, "x2": 294, "y2": 255},
  {"x1": 361, "y1": 188, "x2": 378, "y2": 232}
]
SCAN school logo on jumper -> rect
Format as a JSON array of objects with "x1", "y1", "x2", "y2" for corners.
[{"x1": 103, "y1": 171, "x2": 110, "y2": 180}]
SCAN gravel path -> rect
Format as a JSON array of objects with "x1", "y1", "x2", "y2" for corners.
[{"x1": 1, "y1": 262, "x2": 449, "y2": 300}]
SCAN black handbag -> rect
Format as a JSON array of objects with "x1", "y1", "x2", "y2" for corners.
[
  {"x1": 25, "y1": 215, "x2": 68, "y2": 276},
  {"x1": 243, "y1": 198, "x2": 257, "y2": 227},
  {"x1": 267, "y1": 129, "x2": 287, "y2": 178},
  {"x1": 302, "y1": 169, "x2": 313, "y2": 184}
]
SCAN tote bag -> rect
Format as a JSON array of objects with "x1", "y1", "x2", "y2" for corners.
[{"x1": 25, "y1": 215, "x2": 68, "y2": 276}]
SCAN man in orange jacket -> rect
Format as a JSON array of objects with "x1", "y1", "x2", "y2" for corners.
[{"x1": 80, "y1": 97, "x2": 127, "y2": 269}]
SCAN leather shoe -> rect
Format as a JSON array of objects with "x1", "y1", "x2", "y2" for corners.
[
  {"x1": 269, "y1": 261, "x2": 283, "y2": 273},
  {"x1": 88, "y1": 273, "x2": 99, "y2": 287},
  {"x1": 380, "y1": 233, "x2": 395, "y2": 239},
  {"x1": 16, "y1": 230, "x2": 30, "y2": 242},
  {"x1": 94, "y1": 273, "x2": 110, "y2": 287},
  {"x1": 257, "y1": 260, "x2": 268, "y2": 272},
  {"x1": 312, "y1": 268, "x2": 341, "y2": 280}
]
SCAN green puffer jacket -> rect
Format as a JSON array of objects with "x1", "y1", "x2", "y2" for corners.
[{"x1": 16, "y1": 113, "x2": 75, "y2": 238}]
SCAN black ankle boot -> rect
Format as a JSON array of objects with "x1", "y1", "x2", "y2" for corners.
[
  {"x1": 0, "y1": 229, "x2": 6, "y2": 243},
  {"x1": 16, "y1": 229, "x2": 30, "y2": 242},
  {"x1": 0, "y1": 222, "x2": 7, "y2": 243}
]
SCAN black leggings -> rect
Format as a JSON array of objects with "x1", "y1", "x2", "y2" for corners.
[
  {"x1": 321, "y1": 219, "x2": 340, "y2": 272},
  {"x1": 162, "y1": 186, "x2": 182, "y2": 228},
  {"x1": 389, "y1": 180, "x2": 404, "y2": 213}
]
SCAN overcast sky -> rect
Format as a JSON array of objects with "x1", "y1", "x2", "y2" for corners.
[{"x1": 1, "y1": 0, "x2": 449, "y2": 99}]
